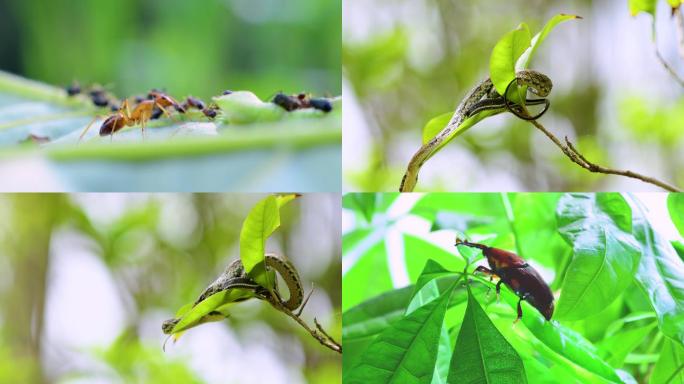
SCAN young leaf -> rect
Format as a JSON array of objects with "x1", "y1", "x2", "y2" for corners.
[
  {"x1": 668, "y1": 193, "x2": 684, "y2": 238},
  {"x1": 239, "y1": 194, "x2": 298, "y2": 289},
  {"x1": 517, "y1": 14, "x2": 582, "y2": 70},
  {"x1": 489, "y1": 23, "x2": 531, "y2": 96},
  {"x1": 555, "y1": 193, "x2": 641, "y2": 320},
  {"x1": 344, "y1": 282, "x2": 456, "y2": 384},
  {"x1": 628, "y1": 0, "x2": 656, "y2": 16},
  {"x1": 421, "y1": 112, "x2": 452, "y2": 144},
  {"x1": 448, "y1": 286, "x2": 527, "y2": 383},
  {"x1": 168, "y1": 287, "x2": 257, "y2": 335}
]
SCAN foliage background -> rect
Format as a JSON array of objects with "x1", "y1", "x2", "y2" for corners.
[
  {"x1": 343, "y1": 0, "x2": 684, "y2": 191},
  {"x1": 0, "y1": 0, "x2": 341, "y2": 100},
  {"x1": 0, "y1": 193, "x2": 341, "y2": 384},
  {"x1": 342, "y1": 192, "x2": 684, "y2": 383}
]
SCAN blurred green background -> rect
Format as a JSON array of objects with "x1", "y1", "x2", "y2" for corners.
[
  {"x1": 0, "y1": 193, "x2": 341, "y2": 383},
  {"x1": 343, "y1": 0, "x2": 684, "y2": 192},
  {"x1": 0, "y1": 0, "x2": 341, "y2": 101}
]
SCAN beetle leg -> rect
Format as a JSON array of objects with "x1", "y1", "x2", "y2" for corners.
[
  {"x1": 513, "y1": 293, "x2": 530, "y2": 324},
  {"x1": 495, "y1": 280, "x2": 503, "y2": 302}
]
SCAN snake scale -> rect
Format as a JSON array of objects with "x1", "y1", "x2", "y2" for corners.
[
  {"x1": 399, "y1": 70, "x2": 553, "y2": 192},
  {"x1": 162, "y1": 253, "x2": 303, "y2": 334}
]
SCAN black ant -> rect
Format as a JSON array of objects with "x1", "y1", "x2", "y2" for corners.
[{"x1": 273, "y1": 92, "x2": 300, "y2": 111}]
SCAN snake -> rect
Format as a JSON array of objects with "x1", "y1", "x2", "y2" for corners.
[
  {"x1": 162, "y1": 253, "x2": 303, "y2": 334},
  {"x1": 399, "y1": 70, "x2": 552, "y2": 192}
]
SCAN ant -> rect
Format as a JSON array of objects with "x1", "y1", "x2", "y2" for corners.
[
  {"x1": 272, "y1": 92, "x2": 333, "y2": 113},
  {"x1": 181, "y1": 96, "x2": 219, "y2": 119},
  {"x1": 79, "y1": 91, "x2": 185, "y2": 141}
]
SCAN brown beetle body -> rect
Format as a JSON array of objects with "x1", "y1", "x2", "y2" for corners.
[{"x1": 456, "y1": 239, "x2": 554, "y2": 321}]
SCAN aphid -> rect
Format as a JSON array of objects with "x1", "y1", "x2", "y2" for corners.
[
  {"x1": 89, "y1": 89, "x2": 110, "y2": 107},
  {"x1": 66, "y1": 81, "x2": 81, "y2": 96},
  {"x1": 272, "y1": 92, "x2": 300, "y2": 111},
  {"x1": 79, "y1": 92, "x2": 185, "y2": 140},
  {"x1": 455, "y1": 238, "x2": 554, "y2": 322},
  {"x1": 309, "y1": 97, "x2": 332, "y2": 113}
]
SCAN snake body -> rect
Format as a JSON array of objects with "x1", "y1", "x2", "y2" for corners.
[
  {"x1": 399, "y1": 70, "x2": 552, "y2": 192},
  {"x1": 162, "y1": 253, "x2": 303, "y2": 334}
]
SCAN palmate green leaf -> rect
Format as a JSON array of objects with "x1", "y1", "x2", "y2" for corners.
[
  {"x1": 470, "y1": 274, "x2": 623, "y2": 382},
  {"x1": 239, "y1": 194, "x2": 297, "y2": 290},
  {"x1": 0, "y1": 70, "x2": 341, "y2": 191},
  {"x1": 627, "y1": 196, "x2": 684, "y2": 345},
  {"x1": 342, "y1": 193, "x2": 377, "y2": 223},
  {"x1": 555, "y1": 193, "x2": 642, "y2": 320},
  {"x1": 448, "y1": 286, "x2": 527, "y2": 384},
  {"x1": 651, "y1": 339, "x2": 684, "y2": 384},
  {"x1": 597, "y1": 322, "x2": 657, "y2": 367},
  {"x1": 667, "y1": 193, "x2": 684, "y2": 238},
  {"x1": 344, "y1": 282, "x2": 456, "y2": 384},
  {"x1": 511, "y1": 193, "x2": 571, "y2": 275}
]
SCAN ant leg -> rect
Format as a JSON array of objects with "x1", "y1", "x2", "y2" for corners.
[{"x1": 78, "y1": 115, "x2": 103, "y2": 143}]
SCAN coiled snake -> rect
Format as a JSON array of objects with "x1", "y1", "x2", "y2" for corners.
[
  {"x1": 162, "y1": 253, "x2": 303, "y2": 334},
  {"x1": 399, "y1": 70, "x2": 553, "y2": 192}
]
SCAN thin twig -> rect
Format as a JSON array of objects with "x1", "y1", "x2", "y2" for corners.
[
  {"x1": 529, "y1": 120, "x2": 681, "y2": 192},
  {"x1": 652, "y1": 6, "x2": 684, "y2": 87},
  {"x1": 267, "y1": 297, "x2": 342, "y2": 354},
  {"x1": 654, "y1": 47, "x2": 684, "y2": 87}
]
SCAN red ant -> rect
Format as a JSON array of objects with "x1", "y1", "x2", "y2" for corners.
[{"x1": 79, "y1": 91, "x2": 185, "y2": 141}]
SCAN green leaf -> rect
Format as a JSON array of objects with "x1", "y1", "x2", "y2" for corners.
[
  {"x1": 555, "y1": 193, "x2": 641, "y2": 320},
  {"x1": 448, "y1": 287, "x2": 527, "y2": 383},
  {"x1": 628, "y1": 0, "x2": 657, "y2": 16},
  {"x1": 407, "y1": 260, "x2": 460, "y2": 314},
  {"x1": 627, "y1": 196, "x2": 684, "y2": 345},
  {"x1": 518, "y1": 14, "x2": 582, "y2": 70},
  {"x1": 489, "y1": 23, "x2": 531, "y2": 96},
  {"x1": 597, "y1": 322, "x2": 656, "y2": 367},
  {"x1": 344, "y1": 282, "x2": 456, "y2": 384},
  {"x1": 668, "y1": 193, "x2": 684, "y2": 238},
  {"x1": 421, "y1": 112, "x2": 452, "y2": 144},
  {"x1": 169, "y1": 287, "x2": 256, "y2": 334},
  {"x1": 343, "y1": 285, "x2": 416, "y2": 342},
  {"x1": 651, "y1": 339, "x2": 684, "y2": 384},
  {"x1": 0, "y1": 70, "x2": 341, "y2": 191},
  {"x1": 471, "y1": 274, "x2": 623, "y2": 382},
  {"x1": 343, "y1": 193, "x2": 377, "y2": 223},
  {"x1": 239, "y1": 194, "x2": 297, "y2": 289}
]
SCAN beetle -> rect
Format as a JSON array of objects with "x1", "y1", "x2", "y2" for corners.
[{"x1": 455, "y1": 238, "x2": 554, "y2": 322}]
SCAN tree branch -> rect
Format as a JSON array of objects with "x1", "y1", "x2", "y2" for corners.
[
  {"x1": 266, "y1": 297, "x2": 342, "y2": 354},
  {"x1": 529, "y1": 119, "x2": 681, "y2": 192}
]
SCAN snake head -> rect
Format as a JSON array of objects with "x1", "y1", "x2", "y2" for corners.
[
  {"x1": 517, "y1": 70, "x2": 552, "y2": 97},
  {"x1": 162, "y1": 318, "x2": 179, "y2": 334}
]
